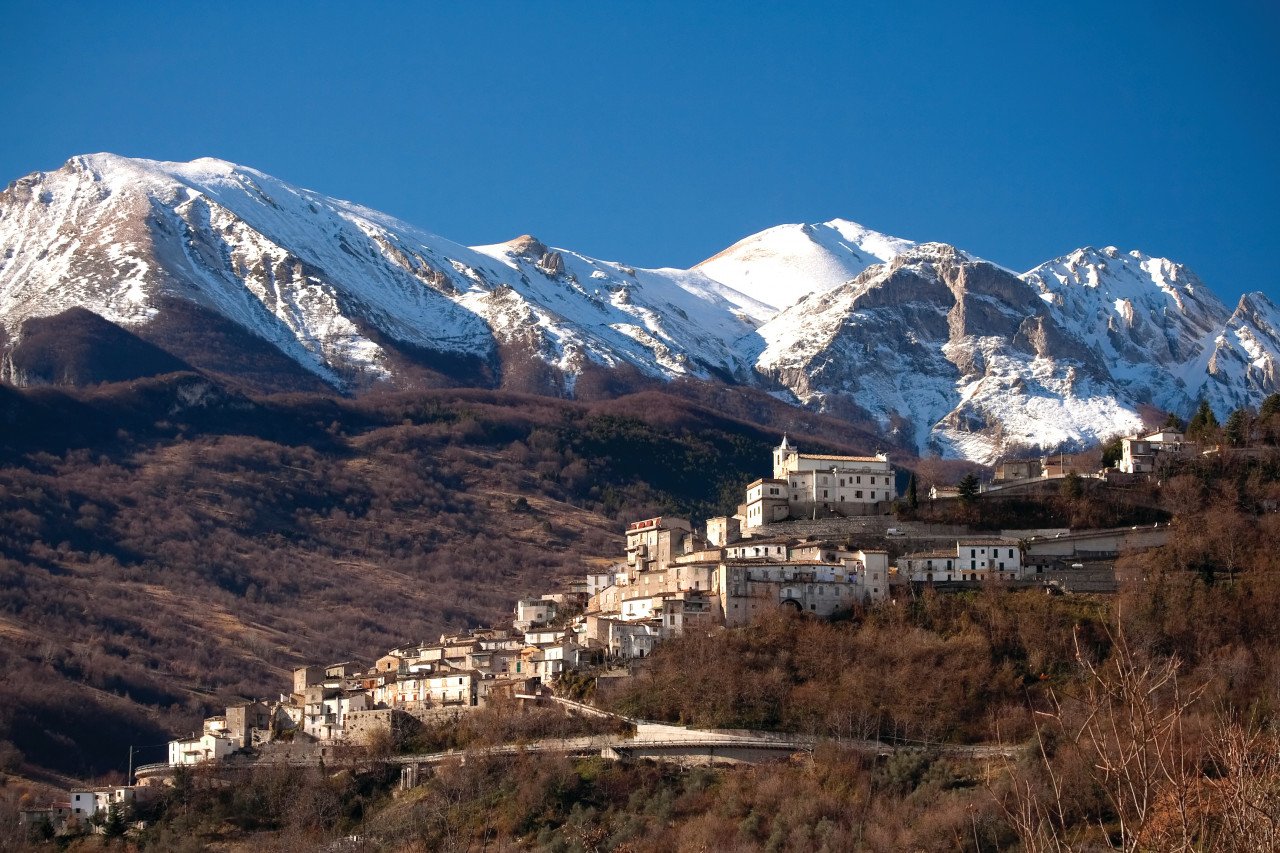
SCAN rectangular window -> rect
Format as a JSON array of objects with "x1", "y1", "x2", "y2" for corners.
[
  {"x1": 856, "y1": 476, "x2": 862, "y2": 484},
  {"x1": 856, "y1": 490, "x2": 863, "y2": 499}
]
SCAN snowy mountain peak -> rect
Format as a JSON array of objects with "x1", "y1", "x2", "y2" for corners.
[
  {"x1": 1234, "y1": 290, "x2": 1280, "y2": 320},
  {"x1": 892, "y1": 242, "x2": 971, "y2": 267},
  {"x1": 496, "y1": 234, "x2": 548, "y2": 257},
  {"x1": 3, "y1": 153, "x2": 1278, "y2": 465},
  {"x1": 691, "y1": 218, "x2": 916, "y2": 312}
]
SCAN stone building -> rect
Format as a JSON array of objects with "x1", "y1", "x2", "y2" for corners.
[
  {"x1": 744, "y1": 436, "x2": 897, "y2": 529},
  {"x1": 625, "y1": 516, "x2": 695, "y2": 573},
  {"x1": 1119, "y1": 428, "x2": 1200, "y2": 474},
  {"x1": 898, "y1": 538, "x2": 1023, "y2": 583},
  {"x1": 716, "y1": 549, "x2": 890, "y2": 627}
]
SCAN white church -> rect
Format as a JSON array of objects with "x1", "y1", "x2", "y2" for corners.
[{"x1": 741, "y1": 436, "x2": 898, "y2": 530}]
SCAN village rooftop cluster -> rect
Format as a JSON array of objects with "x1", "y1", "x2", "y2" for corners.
[{"x1": 155, "y1": 439, "x2": 1038, "y2": 764}]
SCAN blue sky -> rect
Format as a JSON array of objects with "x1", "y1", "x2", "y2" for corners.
[{"x1": 2, "y1": 1, "x2": 1276, "y2": 302}]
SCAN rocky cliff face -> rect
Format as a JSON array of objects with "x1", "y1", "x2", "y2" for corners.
[
  {"x1": 750, "y1": 245, "x2": 1144, "y2": 461},
  {"x1": 3, "y1": 154, "x2": 1278, "y2": 462}
]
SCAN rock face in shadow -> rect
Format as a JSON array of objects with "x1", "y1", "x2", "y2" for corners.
[{"x1": 3, "y1": 307, "x2": 190, "y2": 387}]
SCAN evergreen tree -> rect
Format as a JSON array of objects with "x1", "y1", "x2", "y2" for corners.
[
  {"x1": 1163, "y1": 411, "x2": 1186, "y2": 431},
  {"x1": 957, "y1": 473, "x2": 980, "y2": 503},
  {"x1": 103, "y1": 802, "x2": 128, "y2": 838},
  {"x1": 1101, "y1": 436, "x2": 1124, "y2": 468},
  {"x1": 1062, "y1": 471, "x2": 1084, "y2": 500},
  {"x1": 1224, "y1": 408, "x2": 1251, "y2": 447},
  {"x1": 907, "y1": 473, "x2": 919, "y2": 510},
  {"x1": 1186, "y1": 400, "x2": 1219, "y2": 442},
  {"x1": 1261, "y1": 394, "x2": 1280, "y2": 445}
]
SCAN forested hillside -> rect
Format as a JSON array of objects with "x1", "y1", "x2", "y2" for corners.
[{"x1": 0, "y1": 373, "x2": 877, "y2": 780}]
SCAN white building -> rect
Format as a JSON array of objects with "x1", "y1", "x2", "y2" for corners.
[
  {"x1": 717, "y1": 550, "x2": 890, "y2": 626},
  {"x1": 1119, "y1": 429, "x2": 1200, "y2": 474},
  {"x1": 303, "y1": 688, "x2": 370, "y2": 740},
  {"x1": 744, "y1": 437, "x2": 898, "y2": 529},
  {"x1": 514, "y1": 598, "x2": 557, "y2": 630},
  {"x1": 167, "y1": 732, "x2": 237, "y2": 766},
  {"x1": 898, "y1": 539, "x2": 1023, "y2": 583},
  {"x1": 69, "y1": 786, "x2": 157, "y2": 827},
  {"x1": 725, "y1": 538, "x2": 791, "y2": 561},
  {"x1": 586, "y1": 571, "x2": 615, "y2": 598},
  {"x1": 383, "y1": 671, "x2": 479, "y2": 707}
]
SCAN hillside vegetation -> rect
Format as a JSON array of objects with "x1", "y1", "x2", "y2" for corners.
[{"x1": 0, "y1": 373, "x2": 877, "y2": 780}]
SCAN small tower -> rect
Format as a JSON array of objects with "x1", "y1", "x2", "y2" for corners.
[{"x1": 773, "y1": 434, "x2": 799, "y2": 479}]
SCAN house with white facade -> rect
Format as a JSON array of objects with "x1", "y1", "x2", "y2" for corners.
[
  {"x1": 717, "y1": 549, "x2": 891, "y2": 627},
  {"x1": 1119, "y1": 428, "x2": 1200, "y2": 474},
  {"x1": 514, "y1": 598, "x2": 557, "y2": 630},
  {"x1": 743, "y1": 436, "x2": 898, "y2": 529},
  {"x1": 69, "y1": 786, "x2": 159, "y2": 829},
  {"x1": 898, "y1": 539, "x2": 1023, "y2": 583},
  {"x1": 167, "y1": 731, "x2": 238, "y2": 766},
  {"x1": 302, "y1": 687, "x2": 370, "y2": 740}
]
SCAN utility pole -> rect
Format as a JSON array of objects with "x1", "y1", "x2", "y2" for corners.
[{"x1": 127, "y1": 745, "x2": 134, "y2": 786}]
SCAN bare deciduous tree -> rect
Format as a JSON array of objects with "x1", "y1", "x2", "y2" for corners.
[{"x1": 994, "y1": 619, "x2": 1206, "y2": 851}]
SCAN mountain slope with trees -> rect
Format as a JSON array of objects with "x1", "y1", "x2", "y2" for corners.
[{"x1": 0, "y1": 372, "x2": 881, "y2": 781}]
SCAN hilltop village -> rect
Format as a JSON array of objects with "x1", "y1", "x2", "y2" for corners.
[
  {"x1": 156, "y1": 435, "x2": 1169, "y2": 761},
  {"x1": 21, "y1": 433, "x2": 1178, "y2": 835}
]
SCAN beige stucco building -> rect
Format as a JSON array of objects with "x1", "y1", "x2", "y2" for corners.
[{"x1": 744, "y1": 437, "x2": 897, "y2": 529}]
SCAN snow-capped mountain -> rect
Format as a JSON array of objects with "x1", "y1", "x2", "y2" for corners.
[
  {"x1": 1021, "y1": 247, "x2": 1231, "y2": 414},
  {"x1": 3, "y1": 153, "x2": 1278, "y2": 463},
  {"x1": 694, "y1": 218, "x2": 915, "y2": 312},
  {"x1": 750, "y1": 244, "x2": 1145, "y2": 461},
  {"x1": 0, "y1": 154, "x2": 761, "y2": 393}
]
